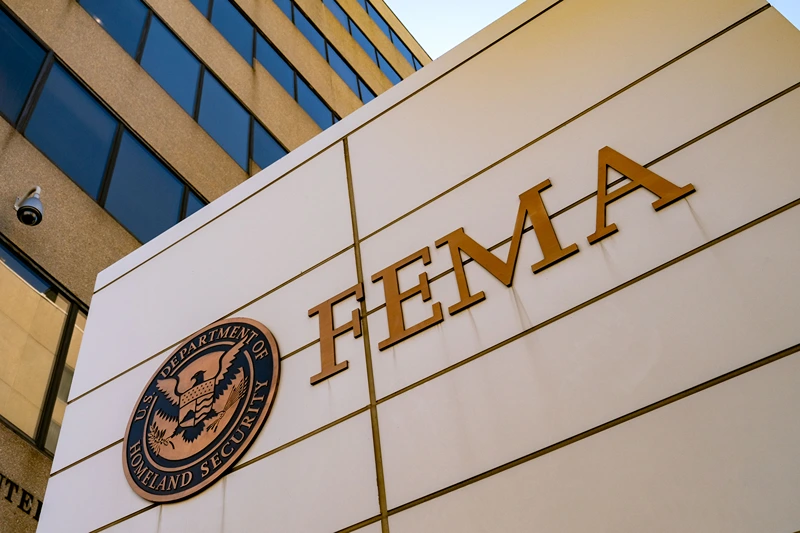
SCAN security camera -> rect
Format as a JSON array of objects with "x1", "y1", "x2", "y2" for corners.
[{"x1": 14, "y1": 186, "x2": 44, "y2": 226}]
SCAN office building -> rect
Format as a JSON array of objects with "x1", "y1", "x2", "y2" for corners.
[{"x1": 0, "y1": 0, "x2": 428, "y2": 530}]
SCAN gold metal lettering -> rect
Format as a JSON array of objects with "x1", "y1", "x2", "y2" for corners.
[
  {"x1": 308, "y1": 283, "x2": 364, "y2": 385},
  {"x1": 435, "y1": 179, "x2": 578, "y2": 315},
  {"x1": 372, "y1": 247, "x2": 444, "y2": 350},
  {"x1": 588, "y1": 146, "x2": 696, "y2": 244}
]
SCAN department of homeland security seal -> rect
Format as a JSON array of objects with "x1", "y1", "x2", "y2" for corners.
[{"x1": 123, "y1": 318, "x2": 280, "y2": 502}]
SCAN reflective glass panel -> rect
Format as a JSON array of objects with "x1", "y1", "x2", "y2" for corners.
[
  {"x1": 198, "y1": 71, "x2": 249, "y2": 169},
  {"x1": 25, "y1": 64, "x2": 117, "y2": 200},
  {"x1": 252, "y1": 122, "x2": 286, "y2": 170},
  {"x1": 191, "y1": 0, "x2": 211, "y2": 17},
  {"x1": 294, "y1": 9, "x2": 325, "y2": 57},
  {"x1": 140, "y1": 17, "x2": 201, "y2": 115},
  {"x1": 391, "y1": 30, "x2": 415, "y2": 66},
  {"x1": 211, "y1": 0, "x2": 254, "y2": 64},
  {"x1": 297, "y1": 77, "x2": 332, "y2": 129},
  {"x1": 185, "y1": 191, "x2": 205, "y2": 218},
  {"x1": 0, "y1": 241, "x2": 69, "y2": 439},
  {"x1": 80, "y1": 0, "x2": 148, "y2": 57},
  {"x1": 355, "y1": 0, "x2": 367, "y2": 10},
  {"x1": 350, "y1": 24, "x2": 376, "y2": 64},
  {"x1": 413, "y1": 57, "x2": 422, "y2": 70},
  {"x1": 322, "y1": 0, "x2": 349, "y2": 30},
  {"x1": 275, "y1": 0, "x2": 292, "y2": 19},
  {"x1": 104, "y1": 131, "x2": 183, "y2": 243},
  {"x1": 0, "y1": 9, "x2": 46, "y2": 124},
  {"x1": 358, "y1": 79, "x2": 375, "y2": 104},
  {"x1": 327, "y1": 47, "x2": 358, "y2": 96},
  {"x1": 377, "y1": 52, "x2": 401, "y2": 84},
  {"x1": 366, "y1": 3, "x2": 390, "y2": 39},
  {"x1": 256, "y1": 34, "x2": 294, "y2": 96},
  {"x1": 45, "y1": 309, "x2": 86, "y2": 453}
]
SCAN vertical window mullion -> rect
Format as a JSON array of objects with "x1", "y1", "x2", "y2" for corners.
[
  {"x1": 97, "y1": 123, "x2": 125, "y2": 207},
  {"x1": 34, "y1": 304, "x2": 78, "y2": 450},
  {"x1": 16, "y1": 52, "x2": 54, "y2": 134},
  {"x1": 207, "y1": 0, "x2": 216, "y2": 20},
  {"x1": 193, "y1": 65, "x2": 206, "y2": 121},
  {"x1": 248, "y1": 115, "x2": 255, "y2": 173},
  {"x1": 180, "y1": 186, "x2": 189, "y2": 220},
  {"x1": 134, "y1": 11, "x2": 153, "y2": 64}
]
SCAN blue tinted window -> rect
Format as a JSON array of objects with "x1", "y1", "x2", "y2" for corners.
[
  {"x1": 256, "y1": 35, "x2": 294, "y2": 96},
  {"x1": 140, "y1": 18, "x2": 201, "y2": 115},
  {"x1": 377, "y1": 53, "x2": 401, "y2": 84},
  {"x1": 211, "y1": 0, "x2": 254, "y2": 64},
  {"x1": 358, "y1": 79, "x2": 375, "y2": 104},
  {"x1": 0, "y1": 10, "x2": 46, "y2": 124},
  {"x1": 275, "y1": 0, "x2": 292, "y2": 19},
  {"x1": 0, "y1": 241, "x2": 51, "y2": 294},
  {"x1": 80, "y1": 0, "x2": 148, "y2": 57},
  {"x1": 413, "y1": 57, "x2": 422, "y2": 70},
  {"x1": 25, "y1": 64, "x2": 117, "y2": 200},
  {"x1": 297, "y1": 78, "x2": 332, "y2": 129},
  {"x1": 355, "y1": 0, "x2": 367, "y2": 10},
  {"x1": 191, "y1": 0, "x2": 210, "y2": 17},
  {"x1": 391, "y1": 30, "x2": 415, "y2": 66},
  {"x1": 323, "y1": 0, "x2": 349, "y2": 30},
  {"x1": 185, "y1": 191, "x2": 204, "y2": 218},
  {"x1": 252, "y1": 122, "x2": 286, "y2": 170},
  {"x1": 366, "y1": 3, "x2": 390, "y2": 39},
  {"x1": 350, "y1": 24, "x2": 376, "y2": 64},
  {"x1": 294, "y1": 9, "x2": 325, "y2": 57},
  {"x1": 327, "y1": 47, "x2": 358, "y2": 96},
  {"x1": 198, "y1": 71, "x2": 249, "y2": 169},
  {"x1": 104, "y1": 131, "x2": 183, "y2": 242}
]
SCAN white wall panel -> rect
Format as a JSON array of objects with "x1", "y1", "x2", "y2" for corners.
[
  {"x1": 379, "y1": 203, "x2": 800, "y2": 507},
  {"x1": 101, "y1": 507, "x2": 160, "y2": 533},
  {"x1": 223, "y1": 412, "x2": 379, "y2": 533},
  {"x1": 359, "y1": 8, "x2": 800, "y2": 306},
  {"x1": 70, "y1": 142, "x2": 353, "y2": 401},
  {"x1": 348, "y1": 0, "x2": 765, "y2": 238},
  {"x1": 37, "y1": 444, "x2": 148, "y2": 533},
  {"x1": 367, "y1": 84, "x2": 800, "y2": 400},
  {"x1": 388, "y1": 352, "x2": 800, "y2": 532},
  {"x1": 240, "y1": 333, "x2": 369, "y2": 464}
]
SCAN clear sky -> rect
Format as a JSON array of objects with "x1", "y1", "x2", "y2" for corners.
[{"x1": 389, "y1": 0, "x2": 800, "y2": 60}]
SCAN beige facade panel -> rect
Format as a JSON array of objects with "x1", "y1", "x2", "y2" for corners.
[
  {"x1": 235, "y1": 0, "x2": 366, "y2": 118},
  {"x1": 146, "y1": 0, "x2": 322, "y2": 151},
  {"x1": 0, "y1": 424, "x2": 48, "y2": 533},
  {"x1": 0, "y1": 122, "x2": 139, "y2": 303},
  {"x1": 4, "y1": 0, "x2": 247, "y2": 203},
  {"x1": 388, "y1": 352, "x2": 800, "y2": 532}
]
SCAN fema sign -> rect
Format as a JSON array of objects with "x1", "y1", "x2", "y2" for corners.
[{"x1": 123, "y1": 319, "x2": 280, "y2": 502}]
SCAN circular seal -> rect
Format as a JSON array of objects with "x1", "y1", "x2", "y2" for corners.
[{"x1": 123, "y1": 318, "x2": 280, "y2": 502}]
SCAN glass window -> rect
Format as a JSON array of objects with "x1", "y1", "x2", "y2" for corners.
[
  {"x1": 327, "y1": 47, "x2": 358, "y2": 96},
  {"x1": 358, "y1": 79, "x2": 375, "y2": 104},
  {"x1": 350, "y1": 24, "x2": 376, "y2": 64},
  {"x1": 355, "y1": 0, "x2": 367, "y2": 10},
  {"x1": 211, "y1": 0, "x2": 254, "y2": 64},
  {"x1": 197, "y1": 71, "x2": 249, "y2": 169},
  {"x1": 252, "y1": 122, "x2": 286, "y2": 170},
  {"x1": 25, "y1": 64, "x2": 117, "y2": 200},
  {"x1": 275, "y1": 0, "x2": 292, "y2": 20},
  {"x1": 297, "y1": 77, "x2": 332, "y2": 129},
  {"x1": 104, "y1": 131, "x2": 184, "y2": 243},
  {"x1": 79, "y1": 0, "x2": 148, "y2": 57},
  {"x1": 44, "y1": 309, "x2": 85, "y2": 453},
  {"x1": 256, "y1": 35, "x2": 294, "y2": 96},
  {"x1": 391, "y1": 30, "x2": 415, "y2": 66},
  {"x1": 293, "y1": 9, "x2": 325, "y2": 58},
  {"x1": 322, "y1": 0, "x2": 349, "y2": 30},
  {"x1": 191, "y1": 0, "x2": 211, "y2": 17},
  {"x1": 0, "y1": 9, "x2": 46, "y2": 124},
  {"x1": 185, "y1": 191, "x2": 205, "y2": 218},
  {"x1": 377, "y1": 52, "x2": 401, "y2": 85},
  {"x1": 366, "y1": 3, "x2": 390, "y2": 39},
  {"x1": 0, "y1": 241, "x2": 70, "y2": 439},
  {"x1": 140, "y1": 18, "x2": 201, "y2": 116},
  {"x1": 413, "y1": 56, "x2": 422, "y2": 71}
]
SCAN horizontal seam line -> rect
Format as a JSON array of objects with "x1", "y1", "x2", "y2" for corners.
[{"x1": 386, "y1": 342, "x2": 800, "y2": 516}]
